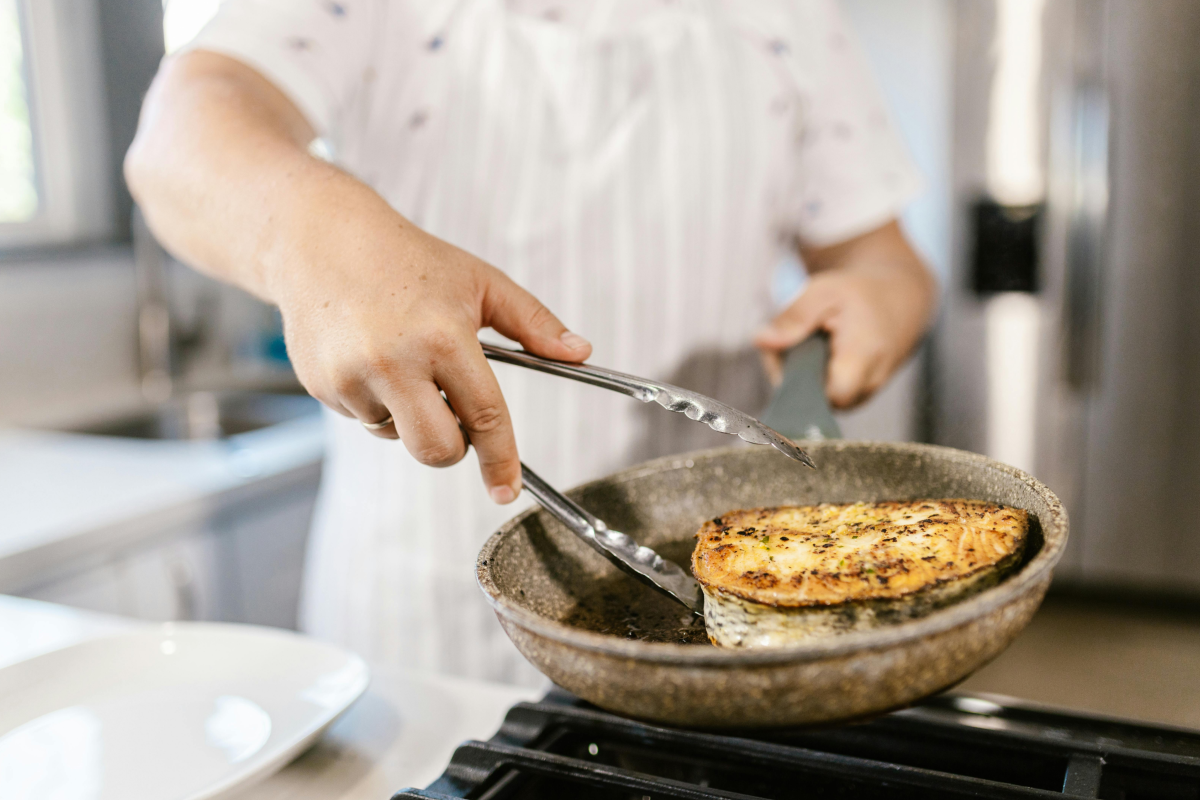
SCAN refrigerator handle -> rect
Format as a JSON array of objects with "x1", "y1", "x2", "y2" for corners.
[{"x1": 1064, "y1": 82, "x2": 1110, "y2": 390}]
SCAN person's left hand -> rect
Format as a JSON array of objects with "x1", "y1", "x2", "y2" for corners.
[{"x1": 753, "y1": 220, "x2": 937, "y2": 410}]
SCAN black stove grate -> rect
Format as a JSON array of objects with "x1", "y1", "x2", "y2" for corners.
[{"x1": 392, "y1": 691, "x2": 1200, "y2": 800}]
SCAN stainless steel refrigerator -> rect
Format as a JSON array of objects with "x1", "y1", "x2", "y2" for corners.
[{"x1": 935, "y1": 0, "x2": 1200, "y2": 592}]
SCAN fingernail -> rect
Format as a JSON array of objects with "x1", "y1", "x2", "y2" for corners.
[
  {"x1": 489, "y1": 484, "x2": 517, "y2": 504},
  {"x1": 560, "y1": 330, "x2": 591, "y2": 351}
]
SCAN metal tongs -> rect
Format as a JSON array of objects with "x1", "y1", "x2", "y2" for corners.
[
  {"x1": 483, "y1": 344, "x2": 815, "y2": 468},
  {"x1": 481, "y1": 341, "x2": 821, "y2": 615}
]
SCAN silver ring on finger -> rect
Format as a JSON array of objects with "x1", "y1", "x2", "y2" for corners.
[{"x1": 361, "y1": 414, "x2": 394, "y2": 431}]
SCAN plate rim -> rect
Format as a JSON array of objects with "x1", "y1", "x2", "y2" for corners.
[{"x1": 0, "y1": 621, "x2": 370, "y2": 800}]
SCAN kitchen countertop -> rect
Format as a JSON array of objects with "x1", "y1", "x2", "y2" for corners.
[
  {"x1": 0, "y1": 414, "x2": 324, "y2": 594},
  {"x1": 0, "y1": 595, "x2": 541, "y2": 798},
  {"x1": 237, "y1": 668, "x2": 539, "y2": 799}
]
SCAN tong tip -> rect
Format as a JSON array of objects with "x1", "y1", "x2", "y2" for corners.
[{"x1": 774, "y1": 438, "x2": 817, "y2": 469}]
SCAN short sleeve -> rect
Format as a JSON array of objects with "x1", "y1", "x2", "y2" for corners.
[
  {"x1": 785, "y1": 0, "x2": 923, "y2": 247},
  {"x1": 184, "y1": 0, "x2": 389, "y2": 142}
]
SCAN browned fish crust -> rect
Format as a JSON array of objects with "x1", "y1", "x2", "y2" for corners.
[{"x1": 692, "y1": 500, "x2": 1029, "y2": 609}]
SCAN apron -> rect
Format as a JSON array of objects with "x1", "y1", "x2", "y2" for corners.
[{"x1": 269, "y1": 0, "x2": 914, "y2": 685}]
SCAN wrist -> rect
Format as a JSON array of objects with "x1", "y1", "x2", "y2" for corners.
[{"x1": 256, "y1": 161, "x2": 400, "y2": 308}]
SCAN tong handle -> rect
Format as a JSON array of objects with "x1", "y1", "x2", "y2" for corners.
[
  {"x1": 440, "y1": 394, "x2": 703, "y2": 613},
  {"x1": 483, "y1": 340, "x2": 816, "y2": 469},
  {"x1": 519, "y1": 462, "x2": 608, "y2": 545},
  {"x1": 481, "y1": 343, "x2": 657, "y2": 402},
  {"x1": 520, "y1": 461, "x2": 705, "y2": 615}
]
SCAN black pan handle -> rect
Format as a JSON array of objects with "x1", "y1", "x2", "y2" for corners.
[{"x1": 759, "y1": 333, "x2": 842, "y2": 441}]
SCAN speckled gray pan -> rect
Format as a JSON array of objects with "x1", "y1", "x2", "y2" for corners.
[{"x1": 477, "y1": 442, "x2": 1068, "y2": 728}]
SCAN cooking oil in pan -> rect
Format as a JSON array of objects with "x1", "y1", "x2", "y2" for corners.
[{"x1": 561, "y1": 540, "x2": 711, "y2": 645}]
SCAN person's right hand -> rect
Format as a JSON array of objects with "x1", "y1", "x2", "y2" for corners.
[
  {"x1": 268, "y1": 194, "x2": 592, "y2": 505},
  {"x1": 126, "y1": 51, "x2": 590, "y2": 505}
]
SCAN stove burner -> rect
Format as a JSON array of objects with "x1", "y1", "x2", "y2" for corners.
[{"x1": 393, "y1": 690, "x2": 1200, "y2": 799}]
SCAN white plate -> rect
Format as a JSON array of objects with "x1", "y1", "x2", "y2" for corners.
[{"x1": 0, "y1": 623, "x2": 368, "y2": 800}]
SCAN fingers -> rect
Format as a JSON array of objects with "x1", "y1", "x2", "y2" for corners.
[
  {"x1": 753, "y1": 287, "x2": 835, "y2": 354},
  {"x1": 309, "y1": 353, "x2": 400, "y2": 437},
  {"x1": 759, "y1": 349, "x2": 784, "y2": 387},
  {"x1": 434, "y1": 338, "x2": 521, "y2": 503},
  {"x1": 755, "y1": 283, "x2": 887, "y2": 410},
  {"x1": 328, "y1": 336, "x2": 522, "y2": 503},
  {"x1": 350, "y1": 343, "x2": 521, "y2": 503},
  {"x1": 288, "y1": 356, "x2": 376, "y2": 426},
  {"x1": 336, "y1": 387, "x2": 399, "y2": 439},
  {"x1": 825, "y1": 330, "x2": 893, "y2": 410},
  {"x1": 324, "y1": 345, "x2": 507, "y2": 496},
  {"x1": 482, "y1": 267, "x2": 592, "y2": 363},
  {"x1": 374, "y1": 374, "x2": 472, "y2": 467},
  {"x1": 755, "y1": 286, "x2": 834, "y2": 393},
  {"x1": 825, "y1": 343, "x2": 873, "y2": 409}
]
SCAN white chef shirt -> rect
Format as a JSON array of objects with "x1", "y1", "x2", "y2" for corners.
[{"x1": 191, "y1": 0, "x2": 921, "y2": 686}]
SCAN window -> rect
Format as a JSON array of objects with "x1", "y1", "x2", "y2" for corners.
[
  {"x1": 0, "y1": 0, "x2": 114, "y2": 249},
  {"x1": 0, "y1": 0, "x2": 36, "y2": 223}
]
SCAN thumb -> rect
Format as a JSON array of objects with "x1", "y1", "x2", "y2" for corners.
[
  {"x1": 825, "y1": 343, "x2": 872, "y2": 409},
  {"x1": 481, "y1": 267, "x2": 592, "y2": 363}
]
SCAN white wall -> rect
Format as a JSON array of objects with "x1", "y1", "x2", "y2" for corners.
[
  {"x1": 0, "y1": 247, "x2": 287, "y2": 427},
  {"x1": 0, "y1": 248, "x2": 141, "y2": 425},
  {"x1": 841, "y1": 0, "x2": 953, "y2": 284}
]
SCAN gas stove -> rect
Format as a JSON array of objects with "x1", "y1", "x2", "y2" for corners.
[{"x1": 393, "y1": 689, "x2": 1200, "y2": 799}]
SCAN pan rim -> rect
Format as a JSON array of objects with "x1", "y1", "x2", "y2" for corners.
[{"x1": 477, "y1": 441, "x2": 1068, "y2": 666}]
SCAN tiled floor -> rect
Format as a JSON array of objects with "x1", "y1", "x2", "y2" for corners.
[{"x1": 959, "y1": 593, "x2": 1200, "y2": 729}]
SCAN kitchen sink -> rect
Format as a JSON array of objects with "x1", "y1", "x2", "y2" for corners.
[{"x1": 71, "y1": 391, "x2": 321, "y2": 440}]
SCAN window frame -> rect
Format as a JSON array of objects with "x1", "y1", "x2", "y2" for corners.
[
  {"x1": 0, "y1": 0, "x2": 163, "y2": 253},
  {"x1": 1, "y1": 0, "x2": 112, "y2": 249}
]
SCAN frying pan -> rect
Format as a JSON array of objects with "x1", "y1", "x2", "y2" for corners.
[{"x1": 475, "y1": 347, "x2": 1068, "y2": 728}]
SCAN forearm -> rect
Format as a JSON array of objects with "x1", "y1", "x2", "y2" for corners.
[
  {"x1": 124, "y1": 51, "x2": 390, "y2": 303},
  {"x1": 125, "y1": 50, "x2": 591, "y2": 501}
]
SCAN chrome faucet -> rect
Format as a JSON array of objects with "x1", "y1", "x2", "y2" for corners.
[
  {"x1": 132, "y1": 207, "x2": 212, "y2": 403},
  {"x1": 132, "y1": 207, "x2": 174, "y2": 402}
]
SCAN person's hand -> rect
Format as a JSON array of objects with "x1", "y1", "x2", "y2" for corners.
[
  {"x1": 269, "y1": 192, "x2": 590, "y2": 504},
  {"x1": 753, "y1": 221, "x2": 936, "y2": 409},
  {"x1": 126, "y1": 51, "x2": 585, "y2": 505}
]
